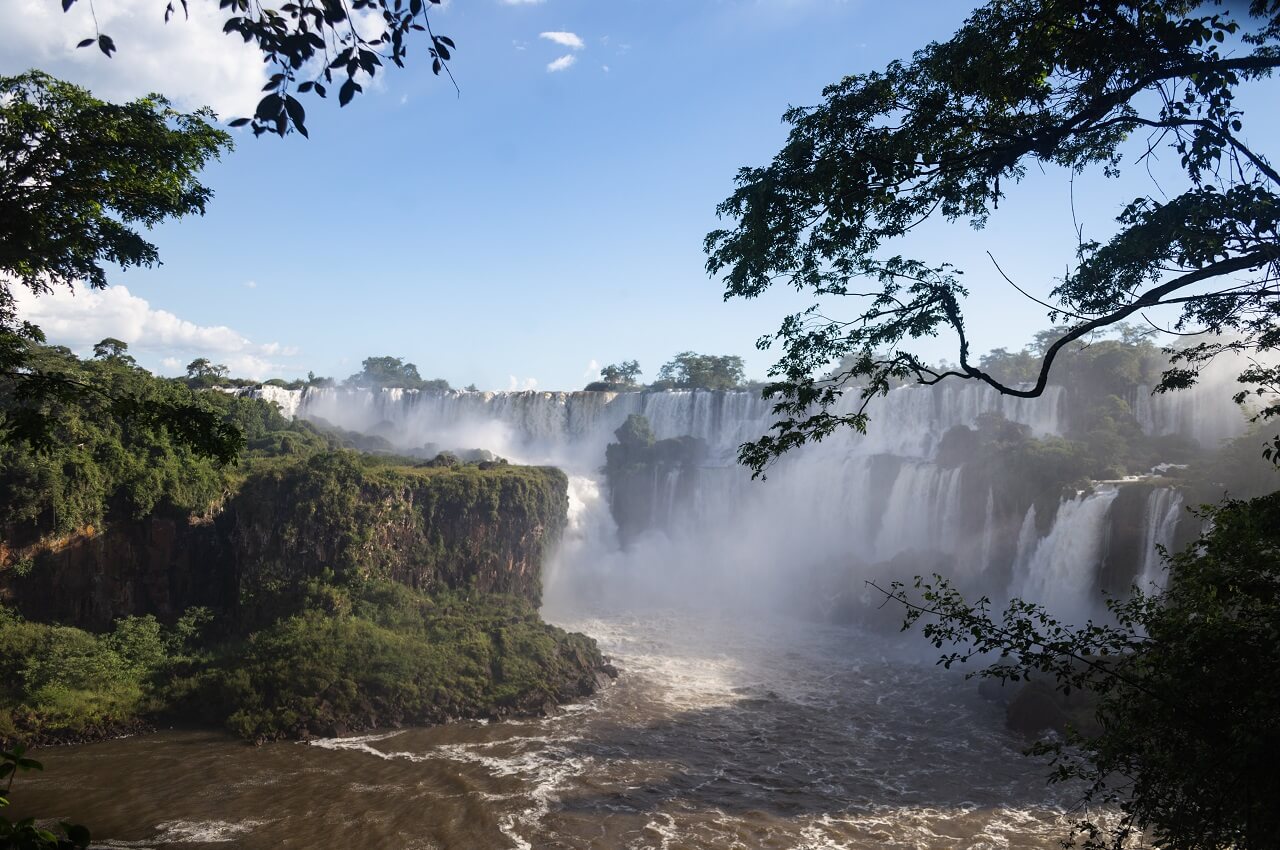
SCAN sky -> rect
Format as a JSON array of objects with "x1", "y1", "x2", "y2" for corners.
[{"x1": 3, "y1": 0, "x2": 1277, "y2": 390}]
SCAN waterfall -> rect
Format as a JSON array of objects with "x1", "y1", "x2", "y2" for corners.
[
  {"x1": 1011, "y1": 488, "x2": 1120, "y2": 623},
  {"x1": 1136, "y1": 488, "x2": 1184, "y2": 591},
  {"x1": 235, "y1": 377, "x2": 1239, "y2": 622}
]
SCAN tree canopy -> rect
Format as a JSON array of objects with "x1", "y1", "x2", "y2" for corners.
[
  {"x1": 346, "y1": 356, "x2": 450, "y2": 391},
  {"x1": 705, "y1": 0, "x2": 1280, "y2": 475},
  {"x1": 0, "y1": 71, "x2": 241, "y2": 463},
  {"x1": 654, "y1": 352, "x2": 746, "y2": 391},
  {"x1": 58, "y1": 0, "x2": 456, "y2": 137},
  {"x1": 586, "y1": 360, "x2": 643, "y2": 392}
]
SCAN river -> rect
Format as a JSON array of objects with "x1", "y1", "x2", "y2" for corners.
[{"x1": 16, "y1": 599, "x2": 1084, "y2": 850}]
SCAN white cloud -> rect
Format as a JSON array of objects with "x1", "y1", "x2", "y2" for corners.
[
  {"x1": 539, "y1": 31, "x2": 585, "y2": 49},
  {"x1": 508, "y1": 375, "x2": 539, "y2": 391},
  {"x1": 1, "y1": 0, "x2": 267, "y2": 119},
  {"x1": 546, "y1": 54, "x2": 577, "y2": 72},
  {"x1": 602, "y1": 65, "x2": 610, "y2": 72},
  {"x1": 15, "y1": 284, "x2": 296, "y2": 380},
  {"x1": 243, "y1": 280, "x2": 258, "y2": 289}
]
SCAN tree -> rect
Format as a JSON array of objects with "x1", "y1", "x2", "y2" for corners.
[
  {"x1": 704, "y1": 0, "x2": 1280, "y2": 476},
  {"x1": 600, "y1": 360, "x2": 643, "y2": 387},
  {"x1": 0, "y1": 72, "x2": 242, "y2": 463},
  {"x1": 878, "y1": 490, "x2": 1280, "y2": 850},
  {"x1": 185, "y1": 358, "x2": 229, "y2": 381},
  {"x1": 655, "y1": 352, "x2": 745, "y2": 391},
  {"x1": 91, "y1": 338, "x2": 133, "y2": 365},
  {"x1": 587, "y1": 360, "x2": 644, "y2": 391},
  {"x1": 57, "y1": 0, "x2": 456, "y2": 138},
  {"x1": 346, "y1": 356, "x2": 450, "y2": 391}
]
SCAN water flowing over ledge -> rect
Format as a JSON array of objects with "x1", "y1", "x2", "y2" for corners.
[{"x1": 239, "y1": 377, "x2": 1241, "y2": 623}]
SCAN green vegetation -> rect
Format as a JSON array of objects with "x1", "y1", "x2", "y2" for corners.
[
  {"x1": 345, "y1": 356, "x2": 451, "y2": 392},
  {"x1": 0, "y1": 609, "x2": 208, "y2": 743},
  {"x1": 188, "y1": 582, "x2": 602, "y2": 742},
  {"x1": 0, "y1": 72, "x2": 238, "y2": 464},
  {"x1": 705, "y1": 0, "x2": 1280, "y2": 475},
  {"x1": 0, "y1": 744, "x2": 89, "y2": 849},
  {"x1": 0, "y1": 343, "x2": 600, "y2": 749},
  {"x1": 0, "y1": 581, "x2": 602, "y2": 746},
  {"x1": 0, "y1": 342, "x2": 323, "y2": 547},
  {"x1": 652, "y1": 352, "x2": 746, "y2": 391},
  {"x1": 882, "y1": 491, "x2": 1280, "y2": 850},
  {"x1": 602, "y1": 414, "x2": 707, "y2": 543},
  {"x1": 586, "y1": 360, "x2": 644, "y2": 392}
]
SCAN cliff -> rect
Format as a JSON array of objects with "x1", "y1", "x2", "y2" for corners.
[{"x1": 0, "y1": 452, "x2": 569, "y2": 631}]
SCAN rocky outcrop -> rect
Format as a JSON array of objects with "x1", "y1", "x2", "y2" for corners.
[
  {"x1": 0, "y1": 516, "x2": 234, "y2": 632},
  {"x1": 0, "y1": 452, "x2": 569, "y2": 631}
]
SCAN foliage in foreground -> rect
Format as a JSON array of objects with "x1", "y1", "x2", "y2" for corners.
[
  {"x1": 0, "y1": 72, "x2": 238, "y2": 464},
  {"x1": 0, "y1": 745, "x2": 89, "y2": 849},
  {"x1": 881, "y1": 491, "x2": 1280, "y2": 850},
  {"x1": 705, "y1": 0, "x2": 1280, "y2": 475}
]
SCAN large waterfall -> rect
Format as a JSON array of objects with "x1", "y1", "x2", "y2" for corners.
[{"x1": 244, "y1": 377, "x2": 1247, "y2": 622}]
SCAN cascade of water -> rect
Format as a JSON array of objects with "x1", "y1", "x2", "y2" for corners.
[
  {"x1": 235, "y1": 377, "x2": 1237, "y2": 622},
  {"x1": 1135, "y1": 488, "x2": 1184, "y2": 591},
  {"x1": 1011, "y1": 488, "x2": 1120, "y2": 623},
  {"x1": 1013, "y1": 506, "x2": 1038, "y2": 571}
]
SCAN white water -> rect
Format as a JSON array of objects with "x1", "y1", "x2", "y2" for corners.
[
  {"x1": 1135, "y1": 488, "x2": 1185, "y2": 591},
  {"x1": 1010, "y1": 487, "x2": 1121, "y2": 624},
  {"x1": 239, "y1": 376, "x2": 1244, "y2": 622}
]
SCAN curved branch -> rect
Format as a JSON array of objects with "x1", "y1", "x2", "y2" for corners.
[{"x1": 951, "y1": 247, "x2": 1280, "y2": 398}]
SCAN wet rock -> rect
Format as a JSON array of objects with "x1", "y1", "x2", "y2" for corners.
[
  {"x1": 978, "y1": 676, "x2": 1014, "y2": 705},
  {"x1": 1005, "y1": 680, "x2": 1100, "y2": 737}
]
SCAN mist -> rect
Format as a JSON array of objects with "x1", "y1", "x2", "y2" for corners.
[{"x1": 243, "y1": 351, "x2": 1262, "y2": 635}]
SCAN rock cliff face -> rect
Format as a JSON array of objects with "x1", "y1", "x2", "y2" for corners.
[{"x1": 1, "y1": 453, "x2": 569, "y2": 631}]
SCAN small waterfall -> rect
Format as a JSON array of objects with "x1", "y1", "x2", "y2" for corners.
[
  {"x1": 1136, "y1": 488, "x2": 1184, "y2": 591},
  {"x1": 1011, "y1": 488, "x2": 1120, "y2": 623}
]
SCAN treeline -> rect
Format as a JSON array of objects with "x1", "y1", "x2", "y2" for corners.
[
  {"x1": 179, "y1": 354, "x2": 469, "y2": 393},
  {"x1": 586, "y1": 352, "x2": 752, "y2": 392}
]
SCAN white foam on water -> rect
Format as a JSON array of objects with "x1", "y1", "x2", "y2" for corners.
[{"x1": 95, "y1": 820, "x2": 269, "y2": 847}]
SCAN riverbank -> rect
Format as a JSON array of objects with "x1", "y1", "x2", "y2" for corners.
[
  {"x1": 4, "y1": 607, "x2": 1088, "y2": 850},
  {"x1": 1, "y1": 582, "x2": 615, "y2": 748}
]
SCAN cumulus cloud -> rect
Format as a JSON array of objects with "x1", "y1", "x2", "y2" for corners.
[
  {"x1": 539, "y1": 31, "x2": 585, "y2": 49},
  {"x1": 547, "y1": 54, "x2": 577, "y2": 72},
  {"x1": 508, "y1": 375, "x2": 539, "y2": 391},
  {"x1": 1, "y1": 0, "x2": 267, "y2": 119},
  {"x1": 15, "y1": 284, "x2": 296, "y2": 380}
]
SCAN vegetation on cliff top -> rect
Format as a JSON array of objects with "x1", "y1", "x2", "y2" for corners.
[{"x1": 0, "y1": 342, "x2": 599, "y2": 750}]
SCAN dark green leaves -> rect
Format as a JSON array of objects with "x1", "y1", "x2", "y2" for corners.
[
  {"x1": 338, "y1": 78, "x2": 361, "y2": 108},
  {"x1": 57, "y1": 0, "x2": 459, "y2": 136},
  {"x1": 706, "y1": 0, "x2": 1280, "y2": 473},
  {"x1": 0, "y1": 72, "x2": 239, "y2": 463},
  {"x1": 876, "y1": 491, "x2": 1280, "y2": 849}
]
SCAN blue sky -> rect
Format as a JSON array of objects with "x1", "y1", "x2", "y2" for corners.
[{"x1": 4, "y1": 0, "x2": 1276, "y2": 389}]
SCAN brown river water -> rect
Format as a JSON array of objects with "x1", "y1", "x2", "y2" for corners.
[{"x1": 10, "y1": 606, "x2": 1093, "y2": 849}]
